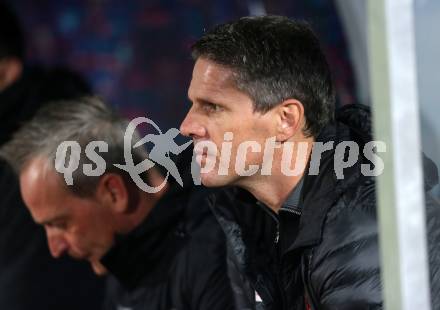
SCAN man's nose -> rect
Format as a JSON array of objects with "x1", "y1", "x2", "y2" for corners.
[
  {"x1": 47, "y1": 231, "x2": 69, "y2": 258},
  {"x1": 180, "y1": 110, "x2": 207, "y2": 138}
]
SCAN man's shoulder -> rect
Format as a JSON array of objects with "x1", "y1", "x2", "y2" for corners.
[
  {"x1": 167, "y1": 186, "x2": 229, "y2": 262},
  {"x1": 328, "y1": 176, "x2": 376, "y2": 219},
  {"x1": 316, "y1": 176, "x2": 379, "y2": 259},
  {"x1": 166, "y1": 187, "x2": 237, "y2": 310},
  {"x1": 307, "y1": 177, "x2": 382, "y2": 307}
]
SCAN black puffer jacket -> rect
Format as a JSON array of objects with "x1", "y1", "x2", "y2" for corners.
[
  {"x1": 103, "y1": 186, "x2": 238, "y2": 310},
  {"x1": 102, "y1": 150, "x2": 254, "y2": 310},
  {"x1": 210, "y1": 104, "x2": 440, "y2": 309}
]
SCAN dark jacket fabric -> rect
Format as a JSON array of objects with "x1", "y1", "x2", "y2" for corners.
[
  {"x1": 210, "y1": 104, "x2": 440, "y2": 310},
  {"x1": 0, "y1": 66, "x2": 105, "y2": 310},
  {"x1": 102, "y1": 150, "x2": 252, "y2": 310}
]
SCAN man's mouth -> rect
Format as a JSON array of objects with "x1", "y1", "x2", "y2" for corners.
[
  {"x1": 193, "y1": 144, "x2": 216, "y2": 157},
  {"x1": 195, "y1": 152, "x2": 207, "y2": 166},
  {"x1": 195, "y1": 148, "x2": 209, "y2": 157},
  {"x1": 193, "y1": 140, "x2": 219, "y2": 167},
  {"x1": 67, "y1": 248, "x2": 93, "y2": 261}
]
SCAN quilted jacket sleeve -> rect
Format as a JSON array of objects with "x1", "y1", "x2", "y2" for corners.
[
  {"x1": 309, "y1": 182, "x2": 440, "y2": 310},
  {"x1": 308, "y1": 184, "x2": 383, "y2": 310}
]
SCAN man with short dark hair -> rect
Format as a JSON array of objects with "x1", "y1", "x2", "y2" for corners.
[{"x1": 180, "y1": 15, "x2": 440, "y2": 309}]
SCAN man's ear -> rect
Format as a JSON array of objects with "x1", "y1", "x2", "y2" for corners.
[
  {"x1": 275, "y1": 99, "x2": 304, "y2": 142},
  {"x1": 95, "y1": 173, "x2": 129, "y2": 213},
  {"x1": 0, "y1": 58, "x2": 23, "y2": 91}
]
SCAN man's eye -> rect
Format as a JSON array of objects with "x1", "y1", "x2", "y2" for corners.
[
  {"x1": 48, "y1": 222, "x2": 67, "y2": 230},
  {"x1": 203, "y1": 102, "x2": 222, "y2": 112},
  {"x1": 56, "y1": 222, "x2": 67, "y2": 230}
]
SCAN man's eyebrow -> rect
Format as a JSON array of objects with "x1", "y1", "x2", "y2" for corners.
[
  {"x1": 38, "y1": 215, "x2": 67, "y2": 226},
  {"x1": 188, "y1": 95, "x2": 220, "y2": 106}
]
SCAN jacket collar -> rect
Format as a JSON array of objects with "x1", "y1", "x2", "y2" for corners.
[
  {"x1": 101, "y1": 183, "x2": 188, "y2": 290},
  {"x1": 285, "y1": 103, "x2": 439, "y2": 253},
  {"x1": 280, "y1": 177, "x2": 304, "y2": 214},
  {"x1": 208, "y1": 187, "x2": 278, "y2": 270},
  {"x1": 285, "y1": 116, "x2": 367, "y2": 253},
  {"x1": 100, "y1": 148, "x2": 199, "y2": 290}
]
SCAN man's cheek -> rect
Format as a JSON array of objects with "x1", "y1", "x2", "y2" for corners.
[{"x1": 69, "y1": 238, "x2": 88, "y2": 258}]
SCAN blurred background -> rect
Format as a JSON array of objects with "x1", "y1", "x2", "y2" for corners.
[
  {"x1": 4, "y1": 0, "x2": 357, "y2": 132},
  {"x1": 5, "y1": 0, "x2": 438, "y2": 171},
  {"x1": 2, "y1": 0, "x2": 440, "y2": 243}
]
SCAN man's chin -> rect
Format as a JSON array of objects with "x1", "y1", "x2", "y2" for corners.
[
  {"x1": 200, "y1": 173, "x2": 234, "y2": 188},
  {"x1": 68, "y1": 250, "x2": 88, "y2": 261},
  {"x1": 90, "y1": 260, "x2": 108, "y2": 276}
]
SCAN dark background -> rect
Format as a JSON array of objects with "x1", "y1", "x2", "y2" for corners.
[{"x1": 6, "y1": 0, "x2": 356, "y2": 132}]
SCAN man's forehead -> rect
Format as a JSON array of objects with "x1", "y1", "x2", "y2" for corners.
[
  {"x1": 195, "y1": 58, "x2": 232, "y2": 78},
  {"x1": 20, "y1": 159, "x2": 67, "y2": 221},
  {"x1": 190, "y1": 59, "x2": 234, "y2": 88},
  {"x1": 189, "y1": 59, "x2": 242, "y2": 100},
  {"x1": 20, "y1": 158, "x2": 57, "y2": 192}
]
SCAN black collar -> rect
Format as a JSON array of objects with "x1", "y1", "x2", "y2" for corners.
[
  {"x1": 284, "y1": 120, "x2": 364, "y2": 253},
  {"x1": 101, "y1": 185, "x2": 188, "y2": 290},
  {"x1": 280, "y1": 177, "x2": 304, "y2": 215}
]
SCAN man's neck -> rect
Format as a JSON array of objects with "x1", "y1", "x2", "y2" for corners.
[
  {"x1": 119, "y1": 183, "x2": 169, "y2": 234},
  {"x1": 238, "y1": 138, "x2": 314, "y2": 213},
  {"x1": 241, "y1": 173, "x2": 303, "y2": 213}
]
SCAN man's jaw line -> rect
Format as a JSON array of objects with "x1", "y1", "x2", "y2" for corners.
[{"x1": 91, "y1": 259, "x2": 109, "y2": 276}]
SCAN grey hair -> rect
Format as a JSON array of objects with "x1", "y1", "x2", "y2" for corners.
[{"x1": 0, "y1": 96, "x2": 147, "y2": 197}]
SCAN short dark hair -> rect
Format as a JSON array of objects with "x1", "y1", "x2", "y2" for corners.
[
  {"x1": 192, "y1": 15, "x2": 335, "y2": 137},
  {"x1": 0, "y1": 2, "x2": 25, "y2": 60}
]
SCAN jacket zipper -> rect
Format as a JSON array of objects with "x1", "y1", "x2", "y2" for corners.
[
  {"x1": 255, "y1": 202, "x2": 287, "y2": 308},
  {"x1": 274, "y1": 226, "x2": 280, "y2": 244},
  {"x1": 280, "y1": 208, "x2": 301, "y2": 216},
  {"x1": 302, "y1": 250, "x2": 320, "y2": 310},
  {"x1": 255, "y1": 201, "x2": 280, "y2": 244}
]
